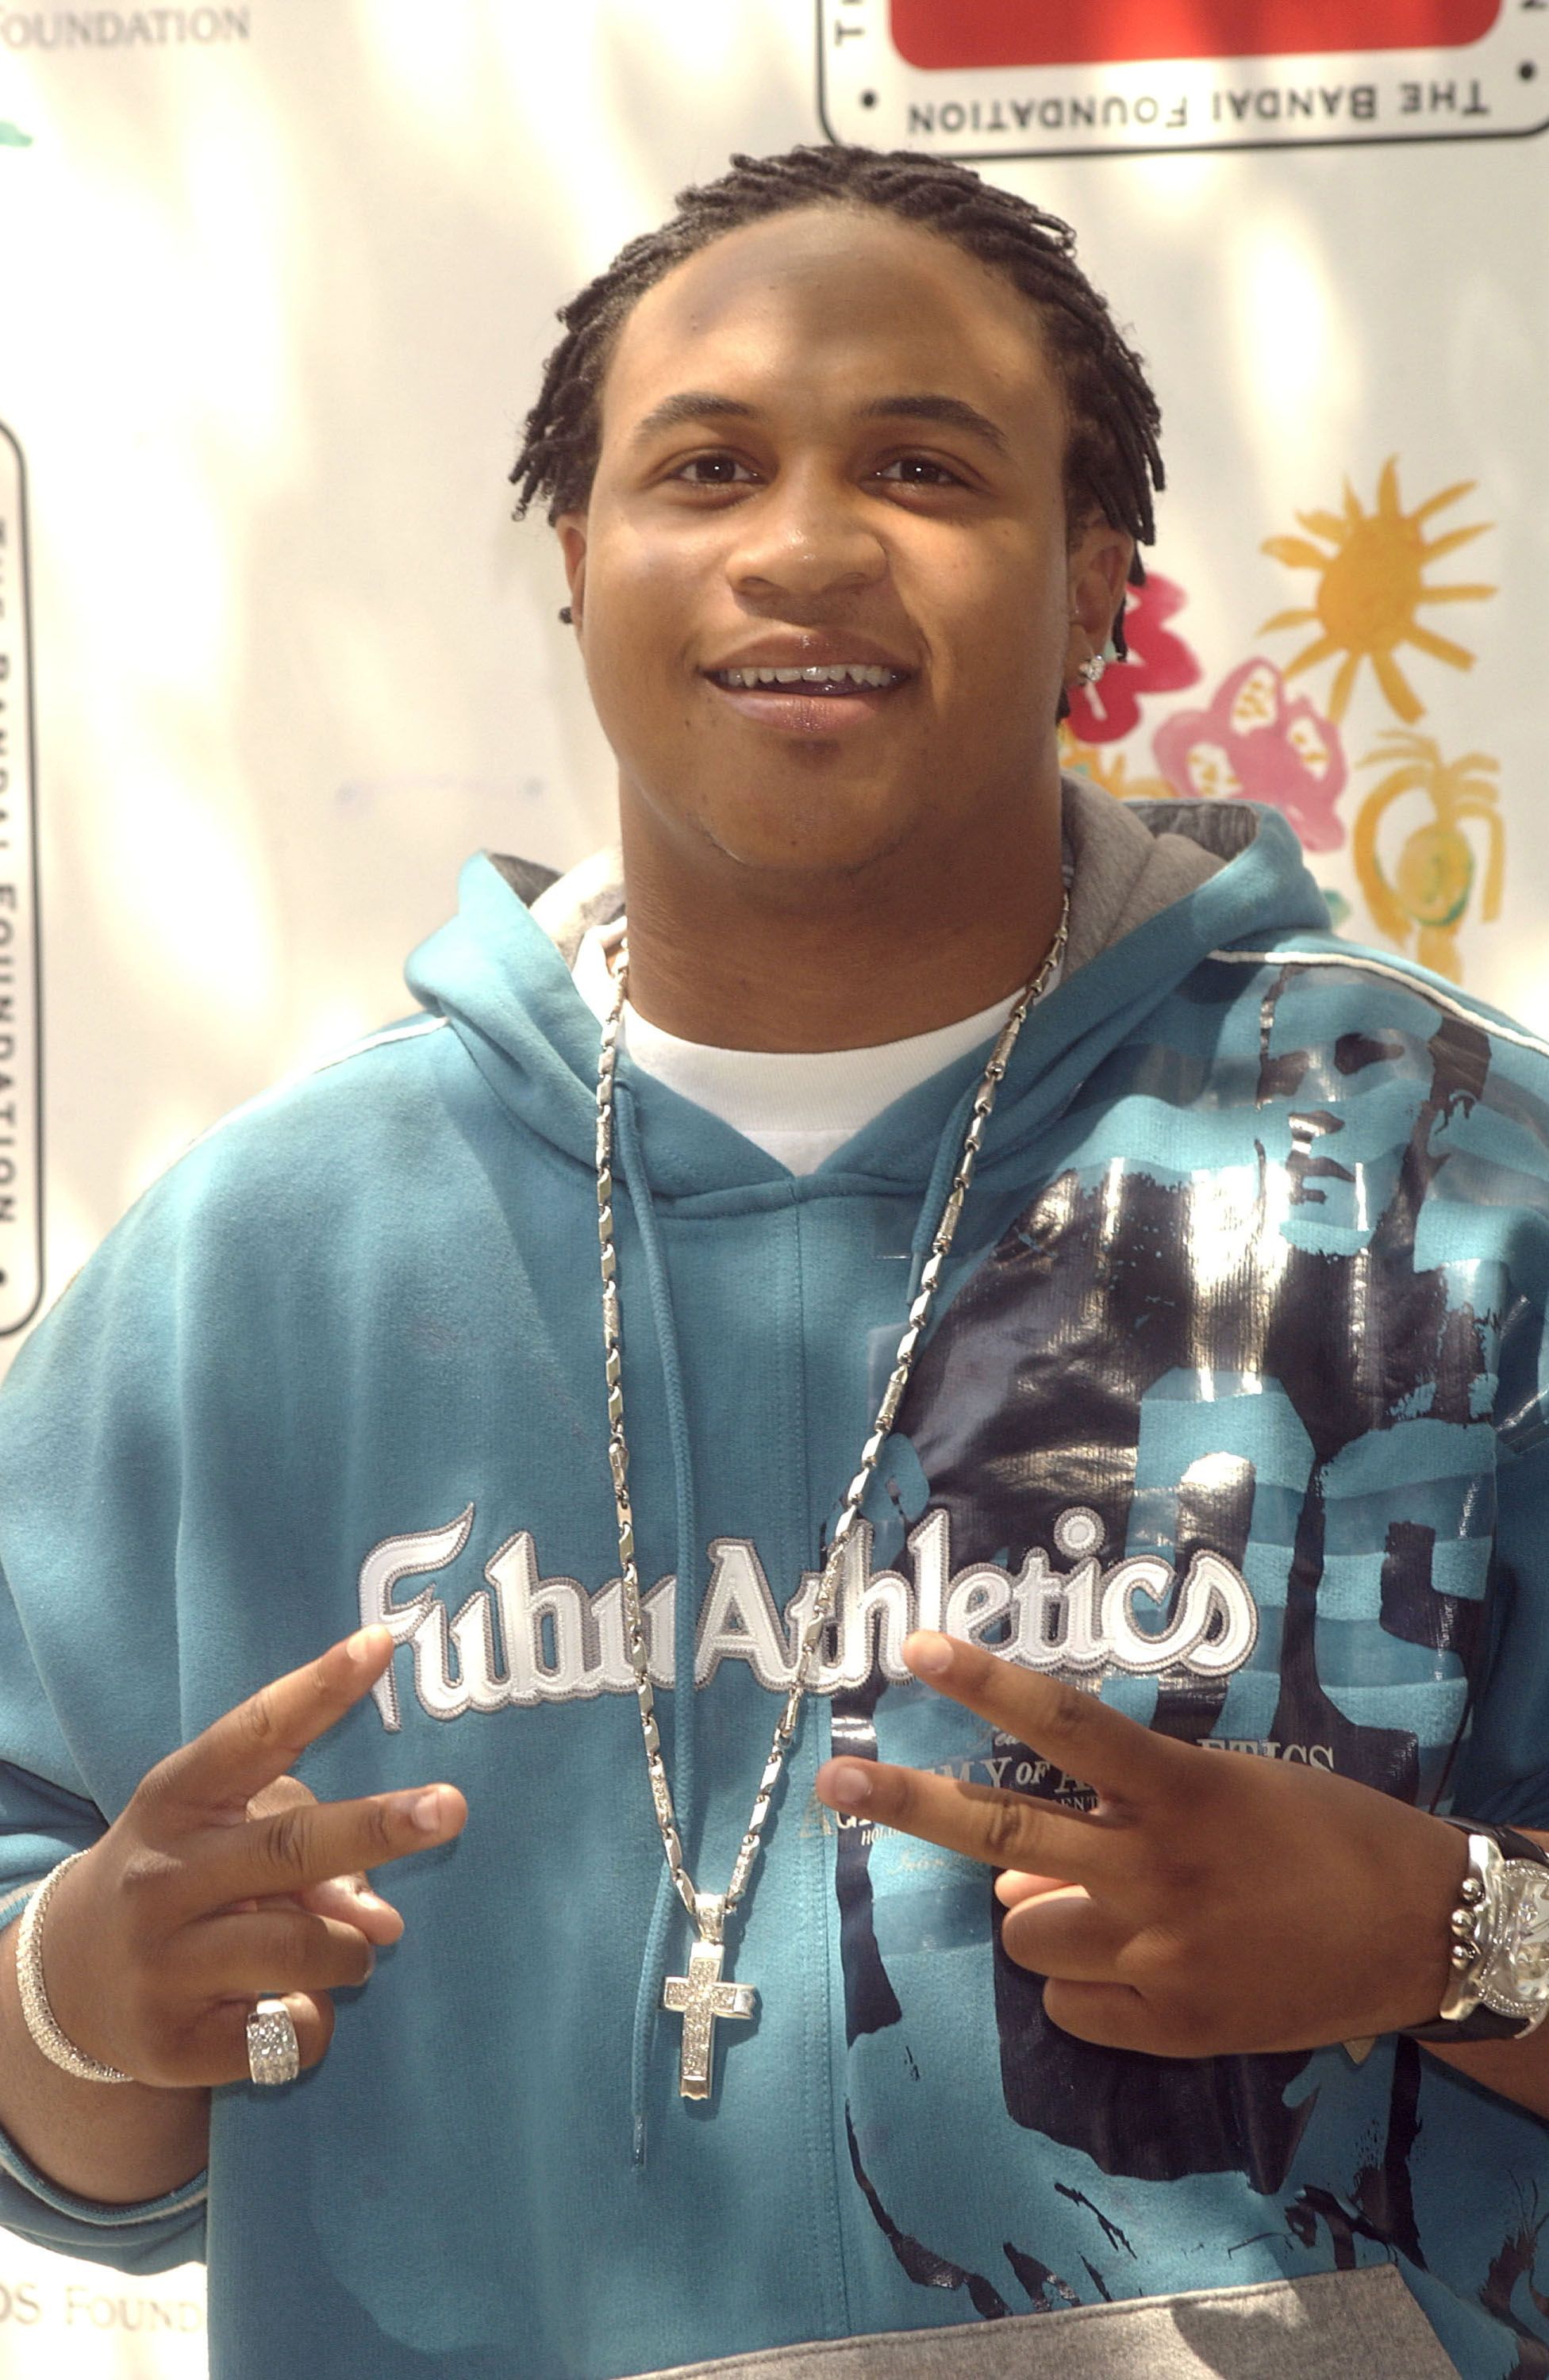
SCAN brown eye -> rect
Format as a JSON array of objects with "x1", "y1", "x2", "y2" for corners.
[
  {"x1": 674, "y1": 454, "x2": 756, "y2": 486},
  {"x1": 875, "y1": 456, "x2": 964, "y2": 488}
]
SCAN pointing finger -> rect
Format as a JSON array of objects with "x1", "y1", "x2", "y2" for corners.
[
  {"x1": 184, "y1": 1783, "x2": 466, "y2": 1914},
  {"x1": 815, "y1": 1755, "x2": 1131, "y2": 1887},
  {"x1": 902, "y1": 1632, "x2": 1186, "y2": 1808},
  {"x1": 144, "y1": 1628, "x2": 397, "y2": 1821},
  {"x1": 244, "y1": 1781, "x2": 407, "y2": 1936},
  {"x1": 243, "y1": 1780, "x2": 406, "y2": 1940}
]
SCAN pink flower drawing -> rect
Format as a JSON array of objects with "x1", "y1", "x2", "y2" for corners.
[
  {"x1": 1151, "y1": 657, "x2": 1348, "y2": 851},
  {"x1": 1065, "y1": 570, "x2": 1201, "y2": 744}
]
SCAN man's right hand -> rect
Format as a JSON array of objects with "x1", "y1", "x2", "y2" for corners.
[{"x1": 33, "y1": 1624, "x2": 466, "y2": 2089}]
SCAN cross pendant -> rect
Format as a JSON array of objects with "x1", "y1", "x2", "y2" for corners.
[{"x1": 663, "y1": 1925, "x2": 756, "y2": 2100}]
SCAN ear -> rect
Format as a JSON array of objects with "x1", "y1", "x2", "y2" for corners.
[
  {"x1": 1063, "y1": 519, "x2": 1134, "y2": 682},
  {"x1": 555, "y1": 512, "x2": 588, "y2": 631}
]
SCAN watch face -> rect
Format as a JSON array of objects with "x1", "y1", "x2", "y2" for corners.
[{"x1": 1478, "y1": 1864, "x2": 1549, "y2": 2018}]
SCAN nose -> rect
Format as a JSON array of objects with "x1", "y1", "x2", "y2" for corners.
[{"x1": 726, "y1": 466, "x2": 886, "y2": 605}]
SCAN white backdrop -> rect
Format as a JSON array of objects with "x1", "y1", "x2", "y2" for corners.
[{"x1": 0, "y1": 1, "x2": 1546, "y2": 2369}]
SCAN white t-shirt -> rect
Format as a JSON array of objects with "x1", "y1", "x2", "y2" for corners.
[{"x1": 571, "y1": 918, "x2": 1061, "y2": 1177}]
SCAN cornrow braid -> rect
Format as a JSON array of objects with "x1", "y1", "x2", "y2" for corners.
[{"x1": 511, "y1": 145, "x2": 1163, "y2": 654}]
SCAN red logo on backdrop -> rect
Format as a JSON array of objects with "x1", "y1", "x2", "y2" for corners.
[
  {"x1": 818, "y1": 0, "x2": 1546, "y2": 158},
  {"x1": 889, "y1": 0, "x2": 1501, "y2": 71}
]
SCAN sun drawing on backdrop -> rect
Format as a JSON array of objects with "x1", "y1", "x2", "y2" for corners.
[{"x1": 1259, "y1": 458, "x2": 1494, "y2": 725}]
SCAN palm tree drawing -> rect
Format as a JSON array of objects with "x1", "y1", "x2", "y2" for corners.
[{"x1": 1352, "y1": 731, "x2": 1503, "y2": 984}]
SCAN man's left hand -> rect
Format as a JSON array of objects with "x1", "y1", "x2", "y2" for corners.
[{"x1": 813, "y1": 1630, "x2": 1468, "y2": 2059}]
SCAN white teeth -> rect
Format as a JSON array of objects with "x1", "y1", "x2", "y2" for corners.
[{"x1": 715, "y1": 662, "x2": 903, "y2": 690}]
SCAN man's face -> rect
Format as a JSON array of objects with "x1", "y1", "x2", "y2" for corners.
[{"x1": 558, "y1": 206, "x2": 1131, "y2": 882}]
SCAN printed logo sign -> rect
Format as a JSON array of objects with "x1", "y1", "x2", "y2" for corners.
[
  {"x1": 0, "y1": 2236, "x2": 205, "y2": 2371},
  {"x1": 0, "y1": 10, "x2": 250, "y2": 52},
  {"x1": 358, "y1": 1504, "x2": 1260, "y2": 1729},
  {"x1": 0, "y1": 426, "x2": 44, "y2": 1338},
  {"x1": 819, "y1": 0, "x2": 1549, "y2": 157}
]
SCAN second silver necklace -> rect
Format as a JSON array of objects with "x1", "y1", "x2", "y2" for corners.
[{"x1": 594, "y1": 897, "x2": 1070, "y2": 2100}]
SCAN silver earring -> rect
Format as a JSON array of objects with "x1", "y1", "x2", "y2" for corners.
[{"x1": 1078, "y1": 653, "x2": 1107, "y2": 686}]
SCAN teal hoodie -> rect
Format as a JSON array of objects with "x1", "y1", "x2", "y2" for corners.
[{"x1": 2, "y1": 797, "x2": 1549, "y2": 2379}]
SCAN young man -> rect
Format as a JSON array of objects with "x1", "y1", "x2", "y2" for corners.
[{"x1": 0, "y1": 144, "x2": 1545, "y2": 2379}]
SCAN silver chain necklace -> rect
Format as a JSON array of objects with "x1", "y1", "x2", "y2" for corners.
[{"x1": 594, "y1": 894, "x2": 1070, "y2": 2100}]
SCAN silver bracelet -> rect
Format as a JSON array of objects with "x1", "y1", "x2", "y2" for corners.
[{"x1": 13, "y1": 1852, "x2": 132, "y2": 2084}]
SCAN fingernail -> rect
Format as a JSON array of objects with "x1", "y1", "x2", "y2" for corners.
[
  {"x1": 346, "y1": 1626, "x2": 384, "y2": 1665},
  {"x1": 363, "y1": 1946, "x2": 376, "y2": 1979},
  {"x1": 905, "y1": 1631, "x2": 953, "y2": 1679},
  {"x1": 824, "y1": 1761, "x2": 873, "y2": 1813},
  {"x1": 409, "y1": 1788, "x2": 446, "y2": 1833}
]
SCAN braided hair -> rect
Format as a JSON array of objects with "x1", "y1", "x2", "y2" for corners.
[{"x1": 510, "y1": 145, "x2": 1164, "y2": 654}]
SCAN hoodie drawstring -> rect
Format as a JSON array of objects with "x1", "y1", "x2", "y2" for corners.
[{"x1": 615, "y1": 1081, "x2": 701, "y2": 2166}]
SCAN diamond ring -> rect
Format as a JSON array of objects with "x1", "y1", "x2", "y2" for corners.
[{"x1": 246, "y1": 1997, "x2": 300, "y2": 2086}]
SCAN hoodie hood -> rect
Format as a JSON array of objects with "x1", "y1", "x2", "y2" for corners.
[{"x1": 404, "y1": 782, "x2": 1332, "y2": 1203}]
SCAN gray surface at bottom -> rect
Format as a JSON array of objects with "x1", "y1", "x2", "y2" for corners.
[{"x1": 642, "y1": 2266, "x2": 1459, "y2": 2380}]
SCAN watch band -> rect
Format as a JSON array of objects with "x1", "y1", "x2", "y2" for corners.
[
  {"x1": 1461, "y1": 1822, "x2": 1549, "y2": 1866},
  {"x1": 1404, "y1": 1821, "x2": 1549, "y2": 2044},
  {"x1": 1405, "y1": 2005, "x2": 1527, "y2": 2044}
]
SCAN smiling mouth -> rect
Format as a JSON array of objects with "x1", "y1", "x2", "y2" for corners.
[{"x1": 706, "y1": 662, "x2": 909, "y2": 693}]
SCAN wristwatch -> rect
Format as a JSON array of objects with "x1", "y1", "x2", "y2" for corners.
[{"x1": 1405, "y1": 1822, "x2": 1549, "y2": 2043}]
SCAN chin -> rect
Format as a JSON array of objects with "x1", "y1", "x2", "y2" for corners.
[
  {"x1": 700, "y1": 810, "x2": 920, "y2": 881},
  {"x1": 667, "y1": 771, "x2": 922, "y2": 877}
]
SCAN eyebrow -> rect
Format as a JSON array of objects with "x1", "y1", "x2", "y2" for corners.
[
  {"x1": 857, "y1": 393, "x2": 1010, "y2": 453},
  {"x1": 627, "y1": 389, "x2": 1010, "y2": 455},
  {"x1": 628, "y1": 392, "x2": 759, "y2": 446}
]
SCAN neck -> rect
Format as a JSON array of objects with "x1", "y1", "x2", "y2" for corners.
[{"x1": 616, "y1": 797, "x2": 1066, "y2": 1054}]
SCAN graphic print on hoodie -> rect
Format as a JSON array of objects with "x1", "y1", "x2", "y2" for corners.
[{"x1": 828, "y1": 969, "x2": 1505, "y2": 2294}]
